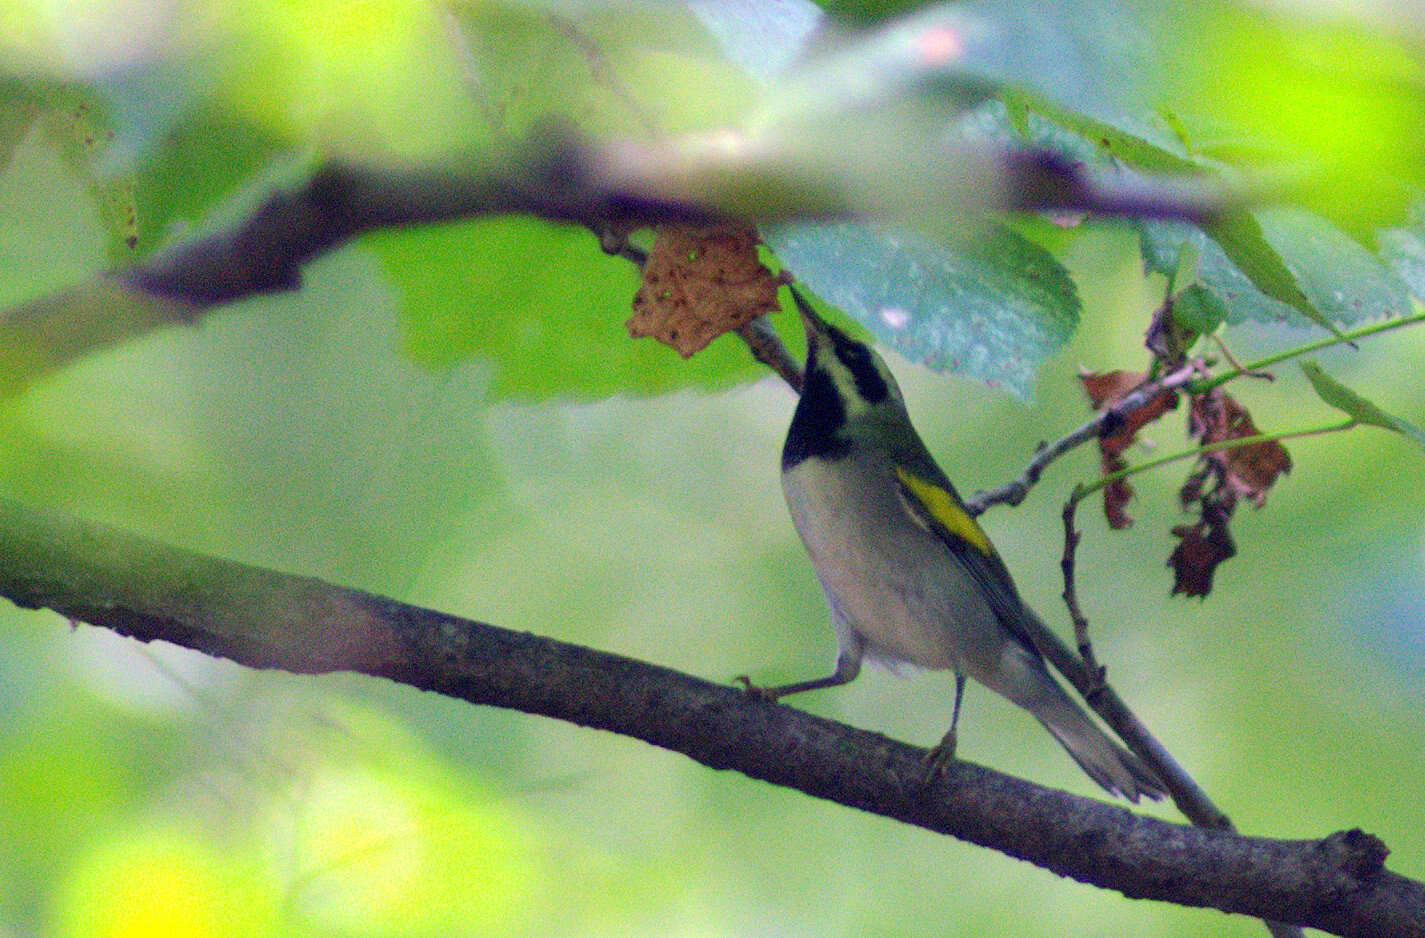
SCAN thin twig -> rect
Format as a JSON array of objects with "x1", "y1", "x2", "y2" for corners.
[
  {"x1": 1189, "y1": 311, "x2": 1425, "y2": 395},
  {"x1": 1046, "y1": 501, "x2": 1306, "y2": 938},
  {"x1": 0, "y1": 122, "x2": 1266, "y2": 397},
  {"x1": 738, "y1": 313, "x2": 802, "y2": 391},
  {"x1": 965, "y1": 358, "x2": 1208, "y2": 516},
  {"x1": 592, "y1": 224, "x2": 649, "y2": 268},
  {"x1": 1059, "y1": 496, "x2": 1104, "y2": 681},
  {"x1": 1211, "y1": 334, "x2": 1273, "y2": 381}
]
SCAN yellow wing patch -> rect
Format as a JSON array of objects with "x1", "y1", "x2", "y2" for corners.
[{"x1": 893, "y1": 467, "x2": 995, "y2": 557}]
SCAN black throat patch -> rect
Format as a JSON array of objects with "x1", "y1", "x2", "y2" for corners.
[{"x1": 782, "y1": 362, "x2": 852, "y2": 470}]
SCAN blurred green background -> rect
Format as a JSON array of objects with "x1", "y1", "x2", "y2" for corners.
[
  {"x1": 2, "y1": 200, "x2": 1422, "y2": 938},
  {"x1": 3, "y1": 1, "x2": 1425, "y2": 936}
]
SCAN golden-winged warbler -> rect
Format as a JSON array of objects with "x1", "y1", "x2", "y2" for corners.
[{"x1": 746, "y1": 293, "x2": 1163, "y2": 802}]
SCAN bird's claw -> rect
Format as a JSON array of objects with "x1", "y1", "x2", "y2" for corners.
[
  {"x1": 923, "y1": 729, "x2": 958, "y2": 778},
  {"x1": 734, "y1": 675, "x2": 778, "y2": 702}
]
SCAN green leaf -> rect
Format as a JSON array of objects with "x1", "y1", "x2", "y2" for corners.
[
  {"x1": 747, "y1": 5, "x2": 1000, "y2": 129},
  {"x1": 999, "y1": 90, "x2": 1199, "y2": 174},
  {"x1": 450, "y1": 4, "x2": 752, "y2": 139},
  {"x1": 693, "y1": 0, "x2": 1177, "y2": 135},
  {"x1": 1377, "y1": 203, "x2": 1425, "y2": 302},
  {"x1": 902, "y1": 0, "x2": 1175, "y2": 132},
  {"x1": 765, "y1": 220, "x2": 1079, "y2": 398},
  {"x1": 1141, "y1": 209, "x2": 1410, "y2": 331},
  {"x1": 368, "y1": 217, "x2": 766, "y2": 399},
  {"x1": 1300, "y1": 359, "x2": 1425, "y2": 447},
  {"x1": 126, "y1": 107, "x2": 288, "y2": 259},
  {"x1": 1171, "y1": 284, "x2": 1226, "y2": 336},
  {"x1": 1200, "y1": 211, "x2": 1336, "y2": 334}
]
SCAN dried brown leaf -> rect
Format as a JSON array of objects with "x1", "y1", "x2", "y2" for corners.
[
  {"x1": 628, "y1": 222, "x2": 781, "y2": 358},
  {"x1": 1079, "y1": 369, "x2": 1180, "y2": 458},
  {"x1": 1177, "y1": 464, "x2": 1211, "y2": 510},
  {"x1": 1103, "y1": 468, "x2": 1135, "y2": 530},
  {"x1": 1079, "y1": 369, "x2": 1179, "y2": 527},
  {"x1": 1168, "y1": 514, "x2": 1237, "y2": 598},
  {"x1": 1079, "y1": 369, "x2": 1144, "y2": 411},
  {"x1": 1189, "y1": 390, "x2": 1292, "y2": 506}
]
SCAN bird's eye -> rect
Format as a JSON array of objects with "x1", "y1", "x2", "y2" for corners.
[{"x1": 833, "y1": 340, "x2": 889, "y2": 404}]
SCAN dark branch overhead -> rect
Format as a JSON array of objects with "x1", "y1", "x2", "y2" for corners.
[{"x1": 0, "y1": 125, "x2": 1240, "y2": 396}]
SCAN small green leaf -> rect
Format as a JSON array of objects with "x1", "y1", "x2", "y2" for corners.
[
  {"x1": 127, "y1": 107, "x2": 288, "y2": 259},
  {"x1": 1171, "y1": 284, "x2": 1226, "y2": 336},
  {"x1": 1300, "y1": 359, "x2": 1425, "y2": 447},
  {"x1": 1003, "y1": 91, "x2": 1199, "y2": 174}
]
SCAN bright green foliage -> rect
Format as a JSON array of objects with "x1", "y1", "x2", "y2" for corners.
[
  {"x1": 4, "y1": 0, "x2": 1425, "y2": 396},
  {"x1": 372, "y1": 217, "x2": 767, "y2": 398}
]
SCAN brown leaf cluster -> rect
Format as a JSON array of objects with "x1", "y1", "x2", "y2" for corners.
[
  {"x1": 1169, "y1": 472, "x2": 1237, "y2": 599},
  {"x1": 1079, "y1": 373, "x2": 1292, "y2": 598},
  {"x1": 1169, "y1": 389, "x2": 1292, "y2": 597},
  {"x1": 627, "y1": 222, "x2": 782, "y2": 358},
  {"x1": 1078, "y1": 370, "x2": 1180, "y2": 529}
]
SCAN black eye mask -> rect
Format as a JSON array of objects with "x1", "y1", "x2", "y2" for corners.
[{"x1": 832, "y1": 334, "x2": 889, "y2": 405}]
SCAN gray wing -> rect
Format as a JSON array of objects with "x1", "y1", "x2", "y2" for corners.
[{"x1": 885, "y1": 444, "x2": 1048, "y2": 660}]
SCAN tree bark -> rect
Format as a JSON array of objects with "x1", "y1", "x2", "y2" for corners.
[{"x1": 0, "y1": 497, "x2": 1418, "y2": 937}]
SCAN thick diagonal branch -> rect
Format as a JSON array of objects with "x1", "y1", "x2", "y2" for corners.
[{"x1": 0, "y1": 497, "x2": 1418, "y2": 937}]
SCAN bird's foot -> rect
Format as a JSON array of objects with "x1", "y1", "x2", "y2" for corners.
[
  {"x1": 923, "y1": 728, "x2": 958, "y2": 778},
  {"x1": 733, "y1": 675, "x2": 779, "y2": 703}
]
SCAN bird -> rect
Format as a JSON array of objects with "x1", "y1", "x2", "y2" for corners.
[{"x1": 742, "y1": 290, "x2": 1164, "y2": 802}]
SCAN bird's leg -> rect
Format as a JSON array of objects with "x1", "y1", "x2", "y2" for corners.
[
  {"x1": 925, "y1": 672, "x2": 967, "y2": 774},
  {"x1": 736, "y1": 651, "x2": 861, "y2": 702}
]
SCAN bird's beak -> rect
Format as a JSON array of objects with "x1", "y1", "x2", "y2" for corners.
[{"x1": 790, "y1": 287, "x2": 828, "y2": 338}]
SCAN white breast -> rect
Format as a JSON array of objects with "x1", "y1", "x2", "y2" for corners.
[{"x1": 781, "y1": 454, "x2": 1003, "y2": 673}]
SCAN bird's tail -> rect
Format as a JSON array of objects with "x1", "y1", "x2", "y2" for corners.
[
  {"x1": 990, "y1": 647, "x2": 1165, "y2": 802},
  {"x1": 1034, "y1": 690, "x2": 1165, "y2": 802}
]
